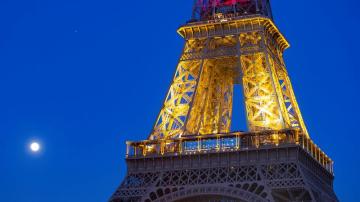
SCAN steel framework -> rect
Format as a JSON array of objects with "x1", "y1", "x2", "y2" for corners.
[
  {"x1": 149, "y1": 17, "x2": 308, "y2": 141},
  {"x1": 110, "y1": 0, "x2": 338, "y2": 201}
]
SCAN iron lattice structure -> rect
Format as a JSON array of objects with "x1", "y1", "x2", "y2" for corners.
[
  {"x1": 110, "y1": 0, "x2": 338, "y2": 201},
  {"x1": 150, "y1": 17, "x2": 308, "y2": 140}
]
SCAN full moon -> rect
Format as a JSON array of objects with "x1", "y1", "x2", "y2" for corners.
[{"x1": 30, "y1": 142, "x2": 40, "y2": 152}]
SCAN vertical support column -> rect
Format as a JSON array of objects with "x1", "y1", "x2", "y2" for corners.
[
  {"x1": 149, "y1": 39, "x2": 207, "y2": 140},
  {"x1": 239, "y1": 31, "x2": 287, "y2": 132},
  {"x1": 282, "y1": 74, "x2": 310, "y2": 137}
]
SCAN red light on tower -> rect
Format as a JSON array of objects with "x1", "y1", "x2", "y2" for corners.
[
  {"x1": 193, "y1": 0, "x2": 268, "y2": 21},
  {"x1": 197, "y1": 0, "x2": 250, "y2": 9},
  {"x1": 224, "y1": 0, "x2": 250, "y2": 6}
]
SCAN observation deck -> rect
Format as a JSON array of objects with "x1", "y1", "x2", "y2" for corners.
[{"x1": 126, "y1": 129, "x2": 334, "y2": 174}]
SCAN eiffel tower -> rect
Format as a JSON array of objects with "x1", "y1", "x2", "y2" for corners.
[{"x1": 110, "y1": 1, "x2": 339, "y2": 201}]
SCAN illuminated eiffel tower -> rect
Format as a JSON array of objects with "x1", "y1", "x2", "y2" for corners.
[{"x1": 110, "y1": 0, "x2": 338, "y2": 201}]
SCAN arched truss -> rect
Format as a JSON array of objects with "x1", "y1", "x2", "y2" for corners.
[{"x1": 146, "y1": 185, "x2": 269, "y2": 202}]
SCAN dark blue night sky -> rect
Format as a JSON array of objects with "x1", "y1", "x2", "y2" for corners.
[{"x1": 1, "y1": 0, "x2": 359, "y2": 201}]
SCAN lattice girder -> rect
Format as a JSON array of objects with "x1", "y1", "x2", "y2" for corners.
[
  {"x1": 149, "y1": 18, "x2": 309, "y2": 140},
  {"x1": 150, "y1": 59, "x2": 203, "y2": 140},
  {"x1": 185, "y1": 59, "x2": 235, "y2": 135},
  {"x1": 241, "y1": 52, "x2": 284, "y2": 131}
]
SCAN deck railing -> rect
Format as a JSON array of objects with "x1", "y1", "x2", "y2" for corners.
[{"x1": 125, "y1": 129, "x2": 333, "y2": 174}]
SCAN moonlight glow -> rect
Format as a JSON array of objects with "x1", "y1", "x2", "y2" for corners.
[{"x1": 30, "y1": 142, "x2": 40, "y2": 152}]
